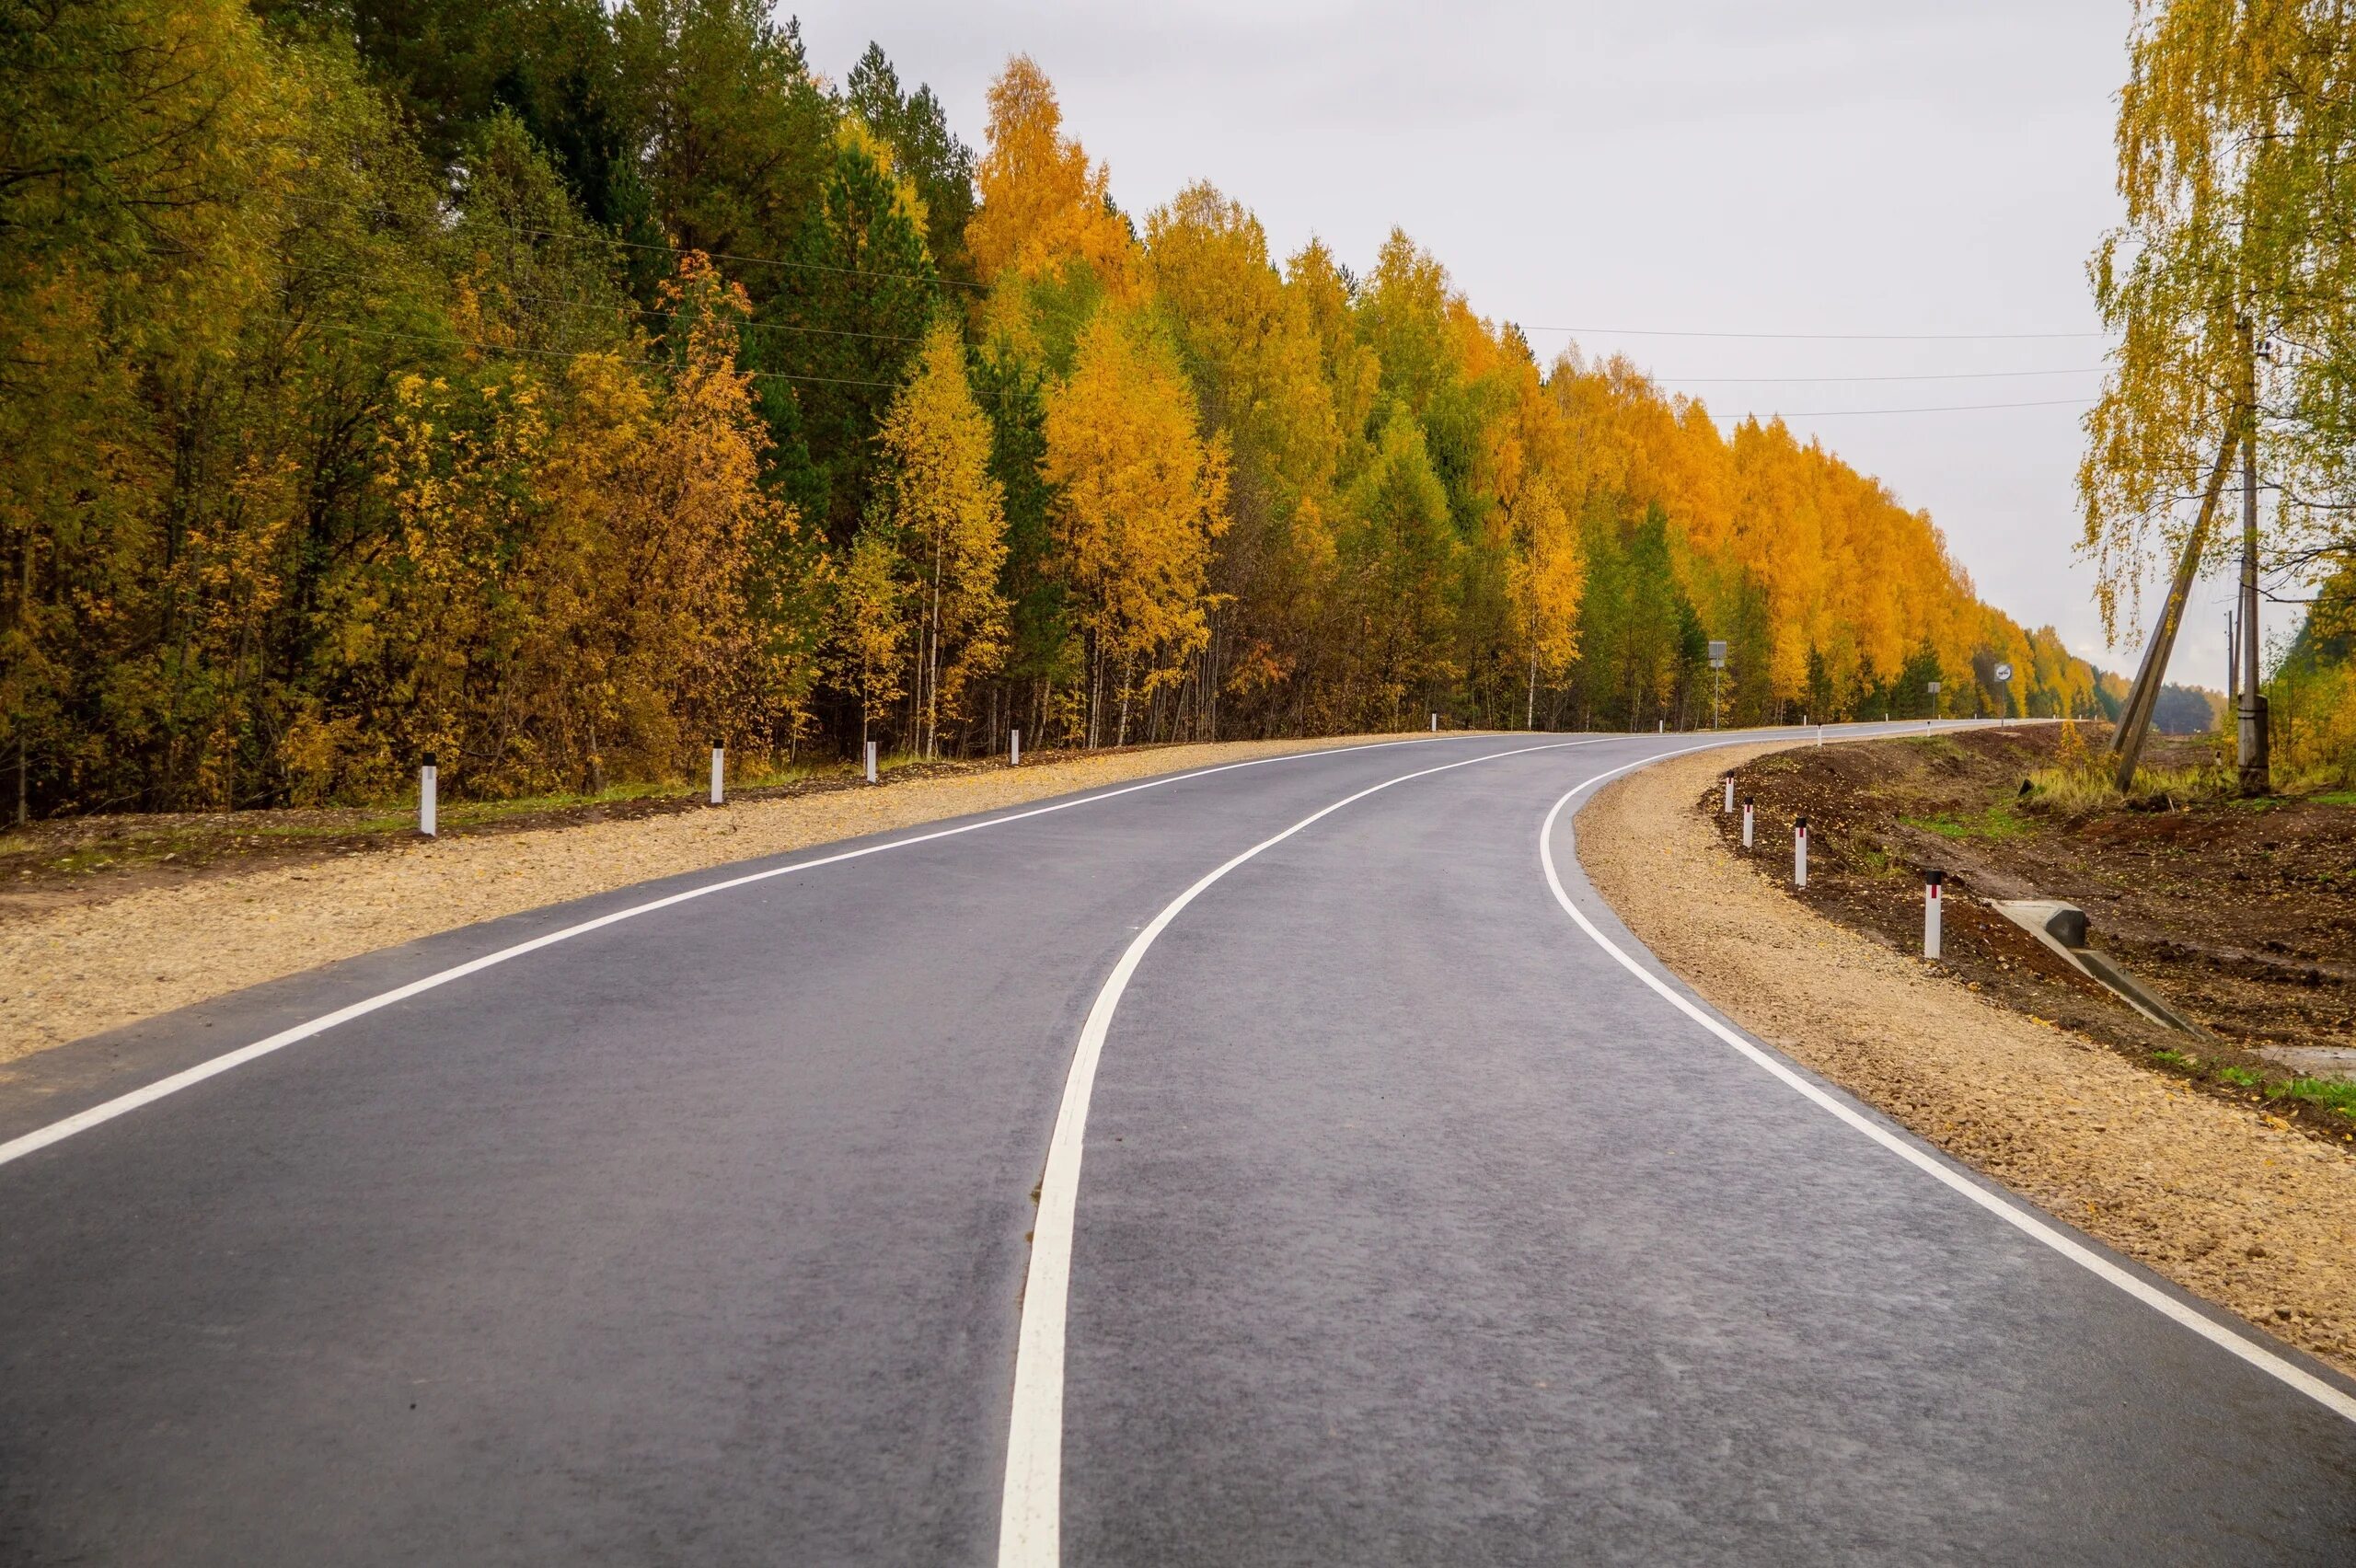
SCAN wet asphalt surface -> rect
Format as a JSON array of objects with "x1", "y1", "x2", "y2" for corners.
[{"x1": 3, "y1": 728, "x2": 2352, "y2": 1564}]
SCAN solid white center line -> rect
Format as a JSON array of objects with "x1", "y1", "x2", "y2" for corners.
[{"x1": 997, "y1": 734, "x2": 1623, "y2": 1568}]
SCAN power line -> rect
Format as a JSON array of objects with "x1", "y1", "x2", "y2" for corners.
[
  {"x1": 461, "y1": 282, "x2": 928, "y2": 346},
  {"x1": 271, "y1": 259, "x2": 931, "y2": 348},
  {"x1": 1526, "y1": 323, "x2": 2108, "y2": 342},
  {"x1": 283, "y1": 316, "x2": 904, "y2": 390},
  {"x1": 1703, "y1": 397, "x2": 2094, "y2": 419},
  {"x1": 283, "y1": 191, "x2": 986, "y2": 293},
  {"x1": 1660, "y1": 366, "x2": 2104, "y2": 386}
]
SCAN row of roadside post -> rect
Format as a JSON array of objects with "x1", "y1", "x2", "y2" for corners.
[
  {"x1": 411, "y1": 727, "x2": 1031, "y2": 838},
  {"x1": 1722, "y1": 770, "x2": 1944, "y2": 961}
]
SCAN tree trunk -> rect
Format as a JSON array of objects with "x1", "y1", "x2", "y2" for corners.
[{"x1": 926, "y1": 537, "x2": 945, "y2": 761}]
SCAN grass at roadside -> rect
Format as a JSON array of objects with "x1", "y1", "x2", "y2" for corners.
[
  {"x1": 2152, "y1": 1048, "x2": 2356, "y2": 1131},
  {"x1": 1900, "y1": 803, "x2": 2033, "y2": 842}
]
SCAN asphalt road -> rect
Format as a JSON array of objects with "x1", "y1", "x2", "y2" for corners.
[{"x1": 3, "y1": 727, "x2": 2352, "y2": 1565}]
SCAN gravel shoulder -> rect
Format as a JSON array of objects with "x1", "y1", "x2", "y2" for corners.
[
  {"x1": 1578, "y1": 741, "x2": 2356, "y2": 1380},
  {"x1": 4, "y1": 734, "x2": 1400, "y2": 1069}
]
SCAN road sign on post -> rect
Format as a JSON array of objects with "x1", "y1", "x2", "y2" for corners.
[
  {"x1": 1992, "y1": 663, "x2": 2012, "y2": 726},
  {"x1": 1926, "y1": 679, "x2": 1941, "y2": 726},
  {"x1": 1708, "y1": 640, "x2": 1727, "y2": 729}
]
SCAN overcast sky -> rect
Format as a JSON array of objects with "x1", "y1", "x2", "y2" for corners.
[{"x1": 791, "y1": 1, "x2": 2241, "y2": 687}]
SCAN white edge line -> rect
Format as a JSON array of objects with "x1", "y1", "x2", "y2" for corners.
[
  {"x1": 995, "y1": 734, "x2": 1623, "y2": 1568},
  {"x1": 0, "y1": 733, "x2": 1485, "y2": 1172},
  {"x1": 1536, "y1": 741, "x2": 2356, "y2": 1428}
]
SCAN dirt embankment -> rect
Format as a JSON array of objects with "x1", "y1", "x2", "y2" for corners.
[
  {"x1": 1717, "y1": 725, "x2": 2356, "y2": 1137},
  {"x1": 1578, "y1": 741, "x2": 2356, "y2": 1380},
  {"x1": 1, "y1": 734, "x2": 1403, "y2": 1069}
]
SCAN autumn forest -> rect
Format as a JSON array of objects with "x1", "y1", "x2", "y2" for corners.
[{"x1": 2, "y1": 0, "x2": 2114, "y2": 815}]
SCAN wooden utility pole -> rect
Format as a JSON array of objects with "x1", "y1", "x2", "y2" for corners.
[
  {"x1": 2226, "y1": 609, "x2": 2238, "y2": 710},
  {"x1": 2237, "y1": 330, "x2": 2270, "y2": 794},
  {"x1": 2110, "y1": 425, "x2": 2242, "y2": 790}
]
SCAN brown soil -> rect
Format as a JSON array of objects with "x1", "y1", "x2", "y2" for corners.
[
  {"x1": 0, "y1": 733, "x2": 1407, "y2": 1069},
  {"x1": 1578, "y1": 743, "x2": 2356, "y2": 1379},
  {"x1": 1715, "y1": 725, "x2": 2356, "y2": 1141}
]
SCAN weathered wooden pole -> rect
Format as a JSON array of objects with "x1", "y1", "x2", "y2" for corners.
[{"x1": 2109, "y1": 425, "x2": 2242, "y2": 791}]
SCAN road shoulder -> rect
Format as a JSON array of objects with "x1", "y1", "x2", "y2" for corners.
[
  {"x1": 1576, "y1": 741, "x2": 2356, "y2": 1380},
  {"x1": 4, "y1": 734, "x2": 1405, "y2": 1071}
]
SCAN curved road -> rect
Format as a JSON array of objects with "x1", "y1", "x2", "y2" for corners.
[{"x1": 2, "y1": 728, "x2": 2351, "y2": 1564}]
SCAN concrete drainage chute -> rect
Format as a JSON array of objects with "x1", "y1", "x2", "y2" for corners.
[{"x1": 1987, "y1": 899, "x2": 2209, "y2": 1038}]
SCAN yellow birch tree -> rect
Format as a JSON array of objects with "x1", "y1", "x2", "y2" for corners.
[
  {"x1": 874, "y1": 320, "x2": 1010, "y2": 755},
  {"x1": 1043, "y1": 306, "x2": 1230, "y2": 745}
]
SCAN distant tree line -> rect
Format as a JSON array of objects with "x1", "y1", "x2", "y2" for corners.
[{"x1": 0, "y1": 0, "x2": 2109, "y2": 817}]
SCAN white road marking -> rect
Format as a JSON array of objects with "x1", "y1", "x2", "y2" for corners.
[
  {"x1": 0, "y1": 734, "x2": 1475, "y2": 1173},
  {"x1": 998, "y1": 734, "x2": 1624, "y2": 1568},
  {"x1": 1537, "y1": 748, "x2": 2356, "y2": 1428}
]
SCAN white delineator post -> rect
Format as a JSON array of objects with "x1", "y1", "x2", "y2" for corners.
[
  {"x1": 710, "y1": 744, "x2": 724, "y2": 806},
  {"x1": 1723, "y1": 774, "x2": 1735, "y2": 813},
  {"x1": 1794, "y1": 814, "x2": 1808, "y2": 889},
  {"x1": 865, "y1": 740, "x2": 878, "y2": 785},
  {"x1": 418, "y1": 754, "x2": 438, "y2": 837},
  {"x1": 1430, "y1": 712, "x2": 1438, "y2": 732},
  {"x1": 1011, "y1": 728, "x2": 1021, "y2": 767},
  {"x1": 1923, "y1": 869, "x2": 1945, "y2": 959},
  {"x1": 1741, "y1": 799, "x2": 1754, "y2": 850}
]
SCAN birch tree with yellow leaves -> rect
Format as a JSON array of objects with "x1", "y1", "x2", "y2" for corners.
[
  {"x1": 1508, "y1": 474, "x2": 1583, "y2": 729},
  {"x1": 1044, "y1": 308, "x2": 1230, "y2": 746},
  {"x1": 872, "y1": 321, "x2": 1010, "y2": 756},
  {"x1": 966, "y1": 55, "x2": 1136, "y2": 298}
]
